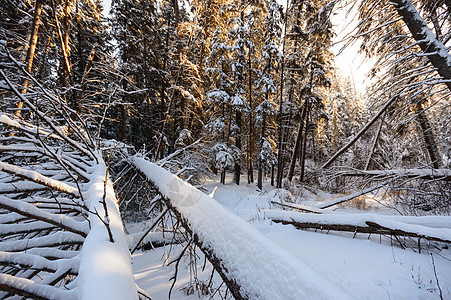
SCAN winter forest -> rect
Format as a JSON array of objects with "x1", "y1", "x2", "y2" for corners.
[{"x1": 0, "y1": 0, "x2": 450, "y2": 298}]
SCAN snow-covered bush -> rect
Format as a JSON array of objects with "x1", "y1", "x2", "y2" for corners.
[
  {"x1": 174, "y1": 129, "x2": 193, "y2": 149},
  {"x1": 259, "y1": 138, "x2": 277, "y2": 173},
  {"x1": 210, "y1": 142, "x2": 238, "y2": 172}
]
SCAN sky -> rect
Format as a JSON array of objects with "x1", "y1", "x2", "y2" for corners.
[
  {"x1": 330, "y1": 3, "x2": 374, "y2": 93},
  {"x1": 103, "y1": 0, "x2": 112, "y2": 14},
  {"x1": 102, "y1": 0, "x2": 372, "y2": 93}
]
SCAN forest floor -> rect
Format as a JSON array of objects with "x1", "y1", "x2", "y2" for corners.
[{"x1": 129, "y1": 176, "x2": 451, "y2": 299}]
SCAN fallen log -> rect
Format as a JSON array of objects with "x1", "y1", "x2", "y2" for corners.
[
  {"x1": 335, "y1": 168, "x2": 451, "y2": 181},
  {"x1": 265, "y1": 210, "x2": 451, "y2": 244}
]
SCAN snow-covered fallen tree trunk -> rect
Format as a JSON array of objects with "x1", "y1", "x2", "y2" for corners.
[
  {"x1": 77, "y1": 158, "x2": 138, "y2": 300},
  {"x1": 335, "y1": 168, "x2": 451, "y2": 181},
  {"x1": 130, "y1": 156, "x2": 352, "y2": 300},
  {"x1": 265, "y1": 210, "x2": 451, "y2": 244}
]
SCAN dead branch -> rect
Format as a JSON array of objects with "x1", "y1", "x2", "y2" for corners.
[
  {"x1": 318, "y1": 177, "x2": 397, "y2": 209},
  {"x1": 0, "y1": 273, "x2": 73, "y2": 300},
  {"x1": 0, "y1": 70, "x2": 96, "y2": 160},
  {"x1": 0, "y1": 251, "x2": 78, "y2": 275},
  {"x1": 270, "y1": 201, "x2": 323, "y2": 214},
  {"x1": 0, "y1": 196, "x2": 88, "y2": 237},
  {"x1": 0, "y1": 161, "x2": 80, "y2": 197},
  {"x1": 130, "y1": 208, "x2": 170, "y2": 254},
  {"x1": 168, "y1": 238, "x2": 192, "y2": 299}
]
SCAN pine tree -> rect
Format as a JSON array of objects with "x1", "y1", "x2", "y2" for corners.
[
  {"x1": 286, "y1": 0, "x2": 335, "y2": 182},
  {"x1": 256, "y1": 0, "x2": 282, "y2": 190}
]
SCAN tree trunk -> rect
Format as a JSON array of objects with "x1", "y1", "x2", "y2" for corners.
[
  {"x1": 248, "y1": 49, "x2": 254, "y2": 183},
  {"x1": 271, "y1": 164, "x2": 275, "y2": 186},
  {"x1": 257, "y1": 110, "x2": 267, "y2": 190},
  {"x1": 147, "y1": 98, "x2": 155, "y2": 155},
  {"x1": 299, "y1": 100, "x2": 310, "y2": 182},
  {"x1": 79, "y1": 44, "x2": 98, "y2": 102},
  {"x1": 234, "y1": 10, "x2": 245, "y2": 186},
  {"x1": 276, "y1": 0, "x2": 290, "y2": 188},
  {"x1": 160, "y1": 14, "x2": 170, "y2": 135},
  {"x1": 37, "y1": 33, "x2": 52, "y2": 80},
  {"x1": 52, "y1": 0, "x2": 74, "y2": 90},
  {"x1": 288, "y1": 100, "x2": 307, "y2": 181},
  {"x1": 120, "y1": 79, "x2": 128, "y2": 142},
  {"x1": 365, "y1": 111, "x2": 385, "y2": 170},
  {"x1": 415, "y1": 105, "x2": 443, "y2": 169},
  {"x1": 234, "y1": 109, "x2": 242, "y2": 185},
  {"x1": 172, "y1": 0, "x2": 179, "y2": 27},
  {"x1": 198, "y1": 0, "x2": 212, "y2": 75},
  {"x1": 120, "y1": 104, "x2": 127, "y2": 142},
  {"x1": 391, "y1": 0, "x2": 451, "y2": 92},
  {"x1": 15, "y1": 0, "x2": 43, "y2": 117},
  {"x1": 220, "y1": 169, "x2": 226, "y2": 185}
]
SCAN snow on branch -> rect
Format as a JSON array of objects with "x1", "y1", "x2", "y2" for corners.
[
  {"x1": 0, "y1": 161, "x2": 80, "y2": 197},
  {"x1": 0, "y1": 70, "x2": 96, "y2": 160},
  {"x1": 0, "y1": 113, "x2": 60, "y2": 139},
  {"x1": 0, "y1": 273, "x2": 77, "y2": 300},
  {"x1": 0, "y1": 195, "x2": 89, "y2": 237},
  {"x1": 336, "y1": 168, "x2": 451, "y2": 181},
  {"x1": 0, "y1": 67, "x2": 138, "y2": 298},
  {"x1": 77, "y1": 160, "x2": 138, "y2": 300},
  {"x1": 0, "y1": 251, "x2": 79, "y2": 275},
  {"x1": 265, "y1": 210, "x2": 451, "y2": 244},
  {"x1": 0, "y1": 181, "x2": 48, "y2": 194},
  {"x1": 0, "y1": 232, "x2": 85, "y2": 252},
  {"x1": 391, "y1": 0, "x2": 451, "y2": 91}
]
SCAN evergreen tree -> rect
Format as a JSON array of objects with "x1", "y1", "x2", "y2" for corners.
[
  {"x1": 256, "y1": 0, "x2": 282, "y2": 189},
  {"x1": 285, "y1": 0, "x2": 335, "y2": 182}
]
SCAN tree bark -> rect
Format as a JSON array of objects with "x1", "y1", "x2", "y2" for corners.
[
  {"x1": 257, "y1": 110, "x2": 267, "y2": 190},
  {"x1": 248, "y1": 48, "x2": 254, "y2": 183},
  {"x1": 120, "y1": 78, "x2": 128, "y2": 142},
  {"x1": 120, "y1": 104, "x2": 127, "y2": 142},
  {"x1": 364, "y1": 111, "x2": 385, "y2": 170},
  {"x1": 233, "y1": 10, "x2": 245, "y2": 185},
  {"x1": 220, "y1": 169, "x2": 226, "y2": 185},
  {"x1": 276, "y1": 0, "x2": 290, "y2": 188},
  {"x1": 391, "y1": 0, "x2": 451, "y2": 92},
  {"x1": 52, "y1": 0, "x2": 74, "y2": 90},
  {"x1": 15, "y1": 0, "x2": 43, "y2": 117},
  {"x1": 172, "y1": 0, "x2": 179, "y2": 27},
  {"x1": 415, "y1": 105, "x2": 443, "y2": 168},
  {"x1": 287, "y1": 102, "x2": 306, "y2": 181},
  {"x1": 299, "y1": 99, "x2": 310, "y2": 182},
  {"x1": 234, "y1": 109, "x2": 242, "y2": 185}
]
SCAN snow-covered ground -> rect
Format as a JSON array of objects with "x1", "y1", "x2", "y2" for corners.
[{"x1": 131, "y1": 176, "x2": 451, "y2": 299}]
